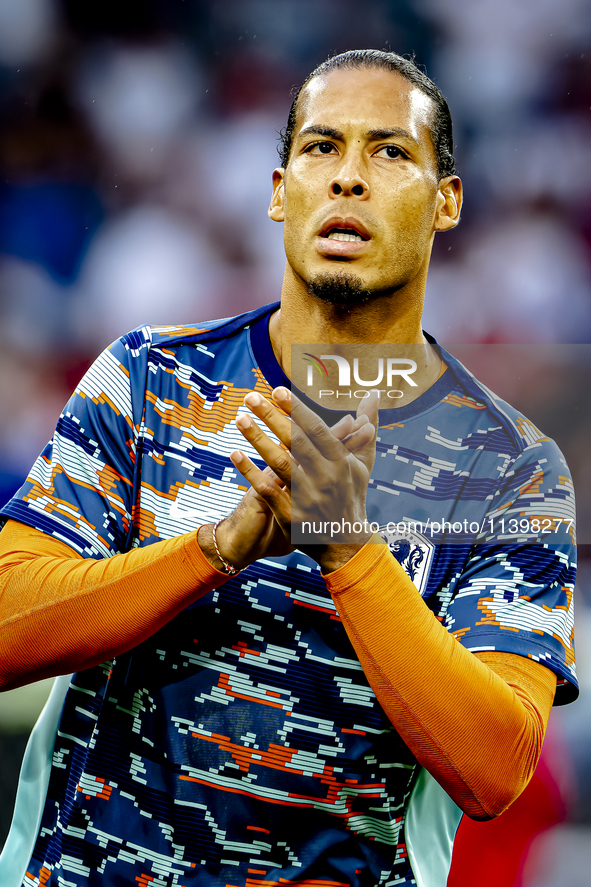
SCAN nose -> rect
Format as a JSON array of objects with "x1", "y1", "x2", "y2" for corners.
[{"x1": 329, "y1": 166, "x2": 369, "y2": 199}]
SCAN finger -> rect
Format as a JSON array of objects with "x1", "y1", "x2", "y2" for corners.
[
  {"x1": 243, "y1": 392, "x2": 292, "y2": 449},
  {"x1": 245, "y1": 465, "x2": 285, "y2": 497},
  {"x1": 352, "y1": 390, "x2": 379, "y2": 471},
  {"x1": 330, "y1": 413, "x2": 357, "y2": 440},
  {"x1": 332, "y1": 414, "x2": 372, "y2": 452},
  {"x1": 235, "y1": 413, "x2": 294, "y2": 487},
  {"x1": 269, "y1": 386, "x2": 292, "y2": 415},
  {"x1": 237, "y1": 467, "x2": 284, "y2": 513},
  {"x1": 356, "y1": 389, "x2": 380, "y2": 427},
  {"x1": 273, "y1": 387, "x2": 375, "y2": 436},
  {"x1": 275, "y1": 388, "x2": 350, "y2": 463},
  {"x1": 340, "y1": 420, "x2": 375, "y2": 453},
  {"x1": 247, "y1": 388, "x2": 332, "y2": 471},
  {"x1": 261, "y1": 465, "x2": 284, "y2": 487},
  {"x1": 230, "y1": 450, "x2": 291, "y2": 521}
]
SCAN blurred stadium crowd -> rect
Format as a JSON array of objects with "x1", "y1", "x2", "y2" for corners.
[
  {"x1": 1, "y1": 0, "x2": 591, "y2": 490},
  {"x1": 0, "y1": 2, "x2": 590, "y2": 885}
]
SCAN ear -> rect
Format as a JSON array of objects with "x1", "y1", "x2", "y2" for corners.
[
  {"x1": 268, "y1": 168, "x2": 285, "y2": 222},
  {"x1": 434, "y1": 176, "x2": 463, "y2": 231}
]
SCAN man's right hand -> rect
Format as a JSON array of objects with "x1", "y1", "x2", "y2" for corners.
[{"x1": 198, "y1": 467, "x2": 294, "y2": 573}]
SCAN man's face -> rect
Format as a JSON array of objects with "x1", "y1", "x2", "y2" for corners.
[{"x1": 269, "y1": 67, "x2": 459, "y2": 299}]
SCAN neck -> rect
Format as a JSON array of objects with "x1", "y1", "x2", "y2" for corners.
[
  {"x1": 267, "y1": 263, "x2": 442, "y2": 410},
  {"x1": 269, "y1": 263, "x2": 428, "y2": 379}
]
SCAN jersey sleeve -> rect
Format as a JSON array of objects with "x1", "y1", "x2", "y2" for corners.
[
  {"x1": 0, "y1": 332, "x2": 149, "y2": 558},
  {"x1": 443, "y1": 436, "x2": 578, "y2": 704}
]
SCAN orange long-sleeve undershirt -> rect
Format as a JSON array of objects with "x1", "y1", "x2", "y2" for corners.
[
  {"x1": 0, "y1": 520, "x2": 555, "y2": 820},
  {"x1": 324, "y1": 535, "x2": 556, "y2": 820},
  {"x1": 0, "y1": 518, "x2": 228, "y2": 689}
]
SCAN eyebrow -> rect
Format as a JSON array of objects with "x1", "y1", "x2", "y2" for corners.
[
  {"x1": 367, "y1": 127, "x2": 419, "y2": 147},
  {"x1": 297, "y1": 125, "x2": 344, "y2": 140},
  {"x1": 297, "y1": 124, "x2": 419, "y2": 147}
]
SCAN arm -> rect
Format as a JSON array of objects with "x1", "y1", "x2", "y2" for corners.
[
  {"x1": 0, "y1": 486, "x2": 291, "y2": 691},
  {"x1": 0, "y1": 519, "x2": 227, "y2": 690},
  {"x1": 325, "y1": 537, "x2": 555, "y2": 820},
  {"x1": 229, "y1": 387, "x2": 558, "y2": 820},
  {"x1": 0, "y1": 331, "x2": 294, "y2": 689}
]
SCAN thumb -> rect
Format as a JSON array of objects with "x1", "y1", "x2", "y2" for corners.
[{"x1": 354, "y1": 390, "x2": 379, "y2": 471}]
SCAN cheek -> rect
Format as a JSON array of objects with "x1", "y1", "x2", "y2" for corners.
[
  {"x1": 283, "y1": 178, "x2": 318, "y2": 230},
  {"x1": 285, "y1": 159, "x2": 331, "y2": 203},
  {"x1": 391, "y1": 180, "x2": 437, "y2": 230}
]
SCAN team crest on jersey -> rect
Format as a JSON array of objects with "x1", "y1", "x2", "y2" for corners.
[{"x1": 378, "y1": 522, "x2": 434, "y2": 596}]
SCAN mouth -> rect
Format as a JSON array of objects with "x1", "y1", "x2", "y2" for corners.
[
  {"x1": 318, "y1": 218, "x2": 371, "y2": 242},
  {"x1": 326, "y1": 228, "x2": 365, "y2": 242}
]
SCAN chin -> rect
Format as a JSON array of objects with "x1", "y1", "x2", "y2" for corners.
[{"x1": 306, "y1": 271, "x2": 380, "y2": 307}]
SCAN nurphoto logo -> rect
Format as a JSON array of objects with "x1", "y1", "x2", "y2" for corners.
[
  {"x1": 302, "y1": 352, "x2": 417, "y2": 399},
  {"x1": 292, "y1": 344, "x2": 427, "y2": 409}
]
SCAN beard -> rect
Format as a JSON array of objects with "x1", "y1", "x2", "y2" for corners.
[{"x1": 306, "y1": 271, "x2": 380, "y2": 307}]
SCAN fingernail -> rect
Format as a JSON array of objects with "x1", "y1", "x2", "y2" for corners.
[
  {"x1": 245, "y1": 392, "x2": 261, "y2": 407},
  {"x1": 273, "y1": 386, "x2": 289, "y2": 401},
  {"x1": 236, "y1": 415, "x2": 251, "y2": 429},
  {"x1": 231, "y1": 450, "x2": 243, "y2": 462}
]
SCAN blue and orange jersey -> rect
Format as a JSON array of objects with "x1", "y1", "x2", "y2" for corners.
[{"x1": 0, "y1": 302, "x2": 577, "y2": 887}]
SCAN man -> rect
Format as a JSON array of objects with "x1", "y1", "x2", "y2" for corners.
[{"x1": 0, "y1": 50, "x2": 577, "y2": 887}]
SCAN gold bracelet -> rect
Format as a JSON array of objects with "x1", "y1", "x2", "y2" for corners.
[{"x1": 212, "y1": 519, "x2": 241, "y2": 575}]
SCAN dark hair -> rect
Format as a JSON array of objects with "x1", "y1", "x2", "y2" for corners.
[{"x1": 278, "y1": 49, "x2": 456, "y2": 180}]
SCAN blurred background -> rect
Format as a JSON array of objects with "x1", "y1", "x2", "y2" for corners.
[{"x1": 0, "y1": 1, "x2": 590, "y2": 884}]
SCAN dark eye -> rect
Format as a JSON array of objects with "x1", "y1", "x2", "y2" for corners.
[
  {"x1": 376, "y1": 145, "x2": 405, "y2": 159},
  {"x1": 307, "y1": 141, "x2": 337, "y2": 155}
]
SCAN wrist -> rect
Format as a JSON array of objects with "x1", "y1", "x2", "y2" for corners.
[
  {"x1": 305, "y1": 536, "x2": 372, "y2": 574},
  {"x1": 322, "y1": 533, "x2": 389, "y2": 585},
  {"x1": 318, "y1": 543, "x2": 367, "y2": 574},
  {"x1": 315, "y1": 530, "x2": 388, "y2": 575},
  {"x1": 198, "y1": 523, "x2": 244, "y2": 575}
]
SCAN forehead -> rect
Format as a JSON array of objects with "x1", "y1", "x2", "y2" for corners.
[{"x1": 296, "y1": 66, "x2": 435, "y2": 146}]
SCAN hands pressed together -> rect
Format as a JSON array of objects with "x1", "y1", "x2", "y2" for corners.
[{"x1": 203, "y1": 386, "x2": 379, "y2": 575}]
